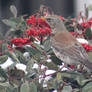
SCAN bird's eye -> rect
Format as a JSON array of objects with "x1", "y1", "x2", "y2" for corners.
[{"x1": 47, "y1": 18, "x2": 52, "y2": 22}]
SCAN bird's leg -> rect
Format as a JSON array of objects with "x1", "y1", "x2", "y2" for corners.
[{"x1": 77, "y1": 64, "x2": 84, "y2": 73}]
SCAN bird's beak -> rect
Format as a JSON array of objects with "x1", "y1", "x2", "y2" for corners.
[{"x1": 40, "y1": 16, "x2": 46, "y2": 21}]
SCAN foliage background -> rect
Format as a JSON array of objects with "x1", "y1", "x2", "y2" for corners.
[{"x1": 0, "y1": 5, "x2": 92, "y2": 92}]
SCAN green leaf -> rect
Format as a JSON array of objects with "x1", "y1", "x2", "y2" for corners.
[
  {"x1": 20, "y1": 81, "x2": 30, "y2": 92},
  {"x1": 0, "y1": 32, "x2": 4, "y2": 40},
  {"x1": 73, "y1": 88, "x2": 80, "y2": 92},
  {"x1": 45, "y1": 62, "x2": 58, "y2": 70},
  {"x1": 29, "y1": 82, "x2": 37, "y2": 92},
  {"x1": 59, "y1": 71, "x2": 86, "y2": 86},
  {"x1": 88, "y1": 52, "x2": 92, "y2": 60},
  {"x1": 47, "y1": 77, "x2": 59, "y2": 90},
  {"x1": 56, "y1": 72, "x2": 61, "y2": 80},
  {"x1": 18, "y1": 21, "x2": 26, "y2": 31},
  {"x1": 6, "y1": 85, "x2": 16, "y2": 92},
  {"x1": 0, "y1": 86, "x2": 6, "y2": 92},
  {"x1": 14, "y1": 50, "x2": 27, "y2": 64},
  {"x1": 10, "y1": 5, "x2": 17, "y2": 18},
  {"x1": 85, "y1": 27, "x2": 92, "y2": 38},
  {"x1": 26, "y1": 58, "x2": 36, "y2": 72},
  {"x1": 25, "y1": 46, "x2": 42, "y2": 61},
  {"x1": 82, "y1": 82, "x2": 92, "y2": 92},
  {"x1": 8, "y1": 51, "x2": 20, "y2": 62},
  {"x1": 8, "y1": 68, "x2": 25, "y2": 80},
  {"x1": 2, "y1": 19, "x2": 17, "y2": 29},
  {"x1": 62, "y1": 86, "x2": 72, "y2": 92},
  {"x1": 81, "y1": 79, "x2": 92, "y2": 86},
  {"x1": 0, "y1": 67, "x2": 7, "y2": 82},
  {"x1": 9, "y1": 16, "x2": 26, "y2": 31},
  {"x1": 43, "y1": 39, "x2": 51, "y2": 53},
  {"x1": 0, "y1": 55, "x2": 8, "y2": 64},
  {"x1": 2, "y1": 16, "x2": 25, "y2": 31},
  {"x1": 85, "y1": 8, "x2": 89, "y2": 18},
  {"x1": 50, "y1": 53, "x2": 62, "y2": 65},
  {"x1": 88, "y1": 4, "x2": 92, "y2": 11},
  {"x1": 32, "y1": 42, "x2": 42, "y2": 52},
  {"x1": 0, "y1": 82, "x2": 10, "y2": 87},
  {"x1": 1, "y1": 43, "x2": 9, "y2": 55},
  {"x1": 26, "y1": 72, "x2": 37, "y2": 81}
]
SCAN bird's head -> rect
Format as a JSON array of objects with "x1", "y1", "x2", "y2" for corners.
[{"x1": 42, "y1": 15, "x2": 67, "y2": 34}]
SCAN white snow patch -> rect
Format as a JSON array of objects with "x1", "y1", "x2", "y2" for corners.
[
  {"x1": 77, "y1": 38, "x2": 88, "y2": 44},
  {"x1": 0, "y1": 57, "x2": 13, "y2": 69},
  {"x1": 16, "y1": 63, "x2": 27, "y2": 73}
]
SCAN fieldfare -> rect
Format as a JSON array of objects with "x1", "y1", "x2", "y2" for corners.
[{"x1": 44, "y1": 15, "x2": 92, "y2": 71}]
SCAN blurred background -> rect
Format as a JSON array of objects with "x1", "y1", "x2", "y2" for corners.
[{"x1": 0, "y1": 0, "x2": 92, "y2": 33}]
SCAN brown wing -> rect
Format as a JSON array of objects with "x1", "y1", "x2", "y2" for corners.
[{"x1": 51, "y1": 31, "x2": 89, "y2": 62}]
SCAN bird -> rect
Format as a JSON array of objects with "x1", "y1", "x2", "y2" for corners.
[{"x1": 43, "y1": 15, "x2": 92, "y2": 71}]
